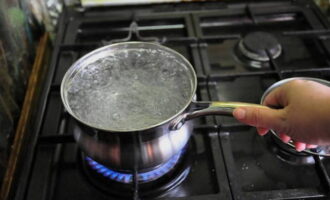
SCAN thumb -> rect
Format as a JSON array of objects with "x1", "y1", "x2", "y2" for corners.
[{"x1": 233, "y1": 107, "x2": 287, "y2": 132}]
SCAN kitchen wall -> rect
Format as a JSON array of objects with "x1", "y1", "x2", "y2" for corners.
[{"x1": 0, "y1": 0, "x2": 39, "y2": 181}]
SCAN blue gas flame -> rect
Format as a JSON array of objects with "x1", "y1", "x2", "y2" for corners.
[{"x1": 86, "y1": 150, "x2": 183, "y2": 183}]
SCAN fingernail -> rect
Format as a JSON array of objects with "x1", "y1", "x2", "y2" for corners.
[
  {"x1": 257, "y1": 128, "x2": 269, "y2": 136},
  {"x1": 279, "y1": 133, "x2": 291, "y2": 143},
  {"x1": 294, "y1": 142, "x2": 306, "y2": 152},
  {"x1": 307, "y1": 144, "x2": 318, "y2": 149},
  {"x1": 234, "y1": 108, "x2": 246, "y2": 120},
  {"x1": 296, "y1": 146, "x2": 304, "y2": 152}
]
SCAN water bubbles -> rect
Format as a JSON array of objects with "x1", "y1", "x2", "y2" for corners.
[
  {"x1": 65, "y1": 48, "x2": 193, "y2": 131},
  {"x1": 112, "y1": 113, "x2": 120, "y2": 120},
  {"x1": 133, "y1": 74, "x2": 138, "y2": 80},
  {"x1": 68, "y1": 84, "x2": 79, "y2": 94},
  {"x1": 182, "y1": 91, "x2": 190, "y2": 99}
]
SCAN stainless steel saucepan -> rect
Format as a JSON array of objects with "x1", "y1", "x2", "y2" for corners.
[{"x1": 61, "y1": 42, "x2": 267, "y2": 171}]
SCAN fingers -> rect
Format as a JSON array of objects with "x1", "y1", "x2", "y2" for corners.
[
  {"x1": 295, "y1": 143, "x2": 317, "y2": 151},
  {"x1": 279, "y1": 133, "x2": 291, "y2": 143},
  {"x1": 233, "y1": 107, "x2": 286, "y2": 133},
  {"x1": 256, "y1": 127, "x2": 269, "y2": 136},
  {"x1": 306, "y1": 144, "x2": 317, "y2": 149},
  {"x1": 278, "y1": 133, "x2": 317, "y2": 151},
  {"x1": 263, "y1": 86, "x2": 287, "y2": 107}
]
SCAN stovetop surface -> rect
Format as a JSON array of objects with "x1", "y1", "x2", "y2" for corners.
[{"x1": 11, "y1": 1, "x2": 330, "y2": 200}]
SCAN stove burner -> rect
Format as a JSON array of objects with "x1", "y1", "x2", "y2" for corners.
[
  {"x1": 238, "y1": 32, "x2": 282, "y2": 62},
  {"x1": 86, "y1": 149, "x2": 183, "y2": 183},
  {"x1": 80, "y1": 143, "x2": 193, "y2": 198}
]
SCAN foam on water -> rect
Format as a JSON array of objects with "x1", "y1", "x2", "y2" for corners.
[{"x1": 64, "y1": 48, "x2": 194, "y2": 131}]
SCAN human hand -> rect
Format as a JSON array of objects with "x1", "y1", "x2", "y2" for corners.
[{"x1": 233, "y1": 79, "x2": 330, "y2": 152}]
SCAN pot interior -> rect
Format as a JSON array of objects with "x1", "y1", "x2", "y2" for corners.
[{"x1": 61, "y1": 42, "x2": 196, "y2": 132}]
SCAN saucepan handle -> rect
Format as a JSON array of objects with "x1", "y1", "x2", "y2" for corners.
[{"x1": 169, "y1": 101, "x2": 268, "y2": 130}]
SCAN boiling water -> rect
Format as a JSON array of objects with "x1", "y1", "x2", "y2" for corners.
[{"x1": 64, "y1": 48, "x2": 194, "y2": 131}]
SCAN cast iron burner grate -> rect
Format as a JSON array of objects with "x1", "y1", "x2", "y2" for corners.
[{"x1": 85, "y1": 149, "x2": 184, "y2": 183}]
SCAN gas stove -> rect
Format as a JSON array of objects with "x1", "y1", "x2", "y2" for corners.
[{"x1": 6, "y1": 1, "x2": 330, "y2": 200}]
